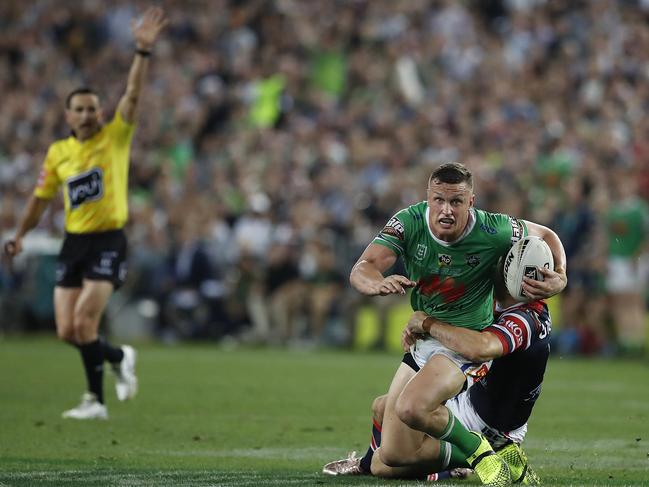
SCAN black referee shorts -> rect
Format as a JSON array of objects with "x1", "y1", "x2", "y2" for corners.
[{"x1": 56, "y1": 229, "x2": 128, "y2": 289}]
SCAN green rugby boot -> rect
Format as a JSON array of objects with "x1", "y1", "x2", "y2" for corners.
[
  {"x1": 467, "y1": 433, "x2": 511, "y2": 487},
  {"x1": 497, "y1": 442, "x2": 541, "y2": 485}
]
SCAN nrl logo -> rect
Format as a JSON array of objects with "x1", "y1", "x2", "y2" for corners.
[
  {"x1": 466, "y1": 254, "x2": 480, "y2": 268},
  {"x1": 438, "y1": 253, "x2": 452, "y2": 266},
  {"x1": 415, "y1": 244, "x2": 428, "y2": 260}
]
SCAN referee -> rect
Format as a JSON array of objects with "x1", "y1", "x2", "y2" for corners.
[{"x1": 4, "y1": 7, "x2": 167, "y2": 419}]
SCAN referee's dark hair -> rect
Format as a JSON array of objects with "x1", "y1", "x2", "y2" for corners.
[{"x1": 65, "y1": 87, "x2": 99, "y2": 109}]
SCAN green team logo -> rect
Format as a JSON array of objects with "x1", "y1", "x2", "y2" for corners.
[{"x1": 415, "y1": 244, "x2": 428, "y2": 260}]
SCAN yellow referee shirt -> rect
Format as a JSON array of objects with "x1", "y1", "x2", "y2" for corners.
[{"x1": 34, "y1": 112, "x2": 135, "y2": 233}]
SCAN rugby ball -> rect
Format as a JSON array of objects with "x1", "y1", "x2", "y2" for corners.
[{"x1": 503, "y1": 236, "x2": 554, "y2": 302}]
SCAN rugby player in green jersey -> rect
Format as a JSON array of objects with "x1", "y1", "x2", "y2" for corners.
[{"x1": 349, "y1": 162, "x2": 567, "y2": 486}]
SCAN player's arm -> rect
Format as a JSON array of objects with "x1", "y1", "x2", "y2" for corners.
[
  {"x1": 522, "y1": 221, "x2": 567, "y2": 300},
  {"x1": 350, "y1": 243, "x2": 416, "y2": 296},
  {"x1": 3, "y1": 195, "x2": 51, "y2": 257},
  {"x1": 403, "y1": 311, "x2": 503, "y2": 363},
  {"x1": 116, "y1": 7, "x2": 167, "y2": 124}
]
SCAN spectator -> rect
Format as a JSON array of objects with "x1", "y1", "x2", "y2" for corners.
[
  {"x1": 605, "y1": 170, "x2": 649, "y2": 355},
  {"x1": 3, "y1": 0, "x2": 649, "y2": 356}
]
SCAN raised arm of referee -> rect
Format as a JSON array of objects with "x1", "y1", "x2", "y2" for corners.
[{"x1": 3, "y1": 6, "x2": 167, "y2": 421}]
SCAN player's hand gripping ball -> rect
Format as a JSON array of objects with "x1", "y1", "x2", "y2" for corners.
[{"x1": 504, "y1": 236, "x2": 554, "y2": 302}]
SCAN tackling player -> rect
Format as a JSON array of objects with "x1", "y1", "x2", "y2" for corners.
[
  {"x1": 349, "y1": 162, "x2": 566, "y2": 485},
  {"x1": 3, "y1": 7, "x2": 167, "y2": 419},
  {"x1": 324, "y1": 270, "x2": 551, "y2": 484}
]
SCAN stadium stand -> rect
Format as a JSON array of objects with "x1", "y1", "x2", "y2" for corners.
[{"x1": 1, "y1": 0, "x2": 648, "y2": 355}]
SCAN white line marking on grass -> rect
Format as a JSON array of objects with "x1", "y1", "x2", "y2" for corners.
[
  {"x1": 137, "y1": 446, "x2": 342, "y2": 460},
  {"x1": 521, "y1": 438, "x2": 649, "y2": 470},
  {"x1": 526, "y1": 437, "x2": 647, "y2": 451},
  {"x1": 2, "y1": 470, "x2": 334, "y2": 487}
]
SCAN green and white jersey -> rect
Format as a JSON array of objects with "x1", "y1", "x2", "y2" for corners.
[
  {"x1": 606, "y1": 197, "x2": 649, "y2": 257},
  {"x1": 373, "y1": 201, "x2": 527, "y2": 330}
]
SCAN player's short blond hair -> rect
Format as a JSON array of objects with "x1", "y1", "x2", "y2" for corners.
[{"x1": 428, "y1": 162, "x2": 473, "y2": 189}]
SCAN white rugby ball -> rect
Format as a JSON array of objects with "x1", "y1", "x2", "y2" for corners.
[{"x1": 503, "y1": 236, "x2": 554, "y2": 302}]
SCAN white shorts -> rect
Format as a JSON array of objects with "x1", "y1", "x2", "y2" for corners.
[
  {"x1": 411, "y1": 337, "x2": 492, "y2": 390},
  {"x1": 446, "y1": 389, "x2": 527, "y2": 450},
  {"x1": 607, "y1": 256, "x2": 649, "y2": 293}
]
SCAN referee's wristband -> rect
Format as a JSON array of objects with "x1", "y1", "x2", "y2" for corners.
[{"x1": 136, "y1": 48, "x2": 152, "y2": 57}]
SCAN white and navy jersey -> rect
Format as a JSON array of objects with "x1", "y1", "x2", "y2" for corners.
[{"x1": 468, "y1": 300, "x2": 551, "y2": 432}]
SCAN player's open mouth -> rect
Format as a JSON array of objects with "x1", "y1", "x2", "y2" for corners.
[{"x1": 439, "y1": 218, "x2": 454, "y2": 227}]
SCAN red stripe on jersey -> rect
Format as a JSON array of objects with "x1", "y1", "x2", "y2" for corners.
[
  {"x1": 372, "y1": 418, "x2": 382, "y2": 433},
  {"x1": 487, "y1": 312, "x2": 532, "y2": 355},
  {"x1": 498, "y1": 313, "x2": 531, "y2": 352},
  {"x1": 485, "y1": 328, "x2": 512, "y2": 355}
]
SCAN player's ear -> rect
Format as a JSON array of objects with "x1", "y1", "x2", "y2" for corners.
[{"x1": 469, "y1": 193, "x2": 475, "y2": 207}]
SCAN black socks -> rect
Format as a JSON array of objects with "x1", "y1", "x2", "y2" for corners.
[
  {"x1": 99, "y1": 336, "x2": 124, "y2": 364},
  {"x1": 79, "y1": 339, "x2": 104, "y2": 404}
]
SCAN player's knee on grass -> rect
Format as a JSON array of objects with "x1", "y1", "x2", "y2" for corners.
[
  {"x1": 378, "y1": 443, "x2": 411, "y2": 468},
  {"x1": 370, "y1": 449, "x2": 399, "y2": 478},
  {"x1": 378, "y1": 425, "x2": 425, "y2": 468}
]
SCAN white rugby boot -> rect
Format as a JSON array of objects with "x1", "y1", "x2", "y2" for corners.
[
  {"x1": 112, "y1": 345, "x2": 138, "y2": 401},
  {"x1": 62, "y1": 392, "x2": 108, "y2": 420},
  {"x1": 322, "y1": 451, "x2": 366, "y2": 476}
]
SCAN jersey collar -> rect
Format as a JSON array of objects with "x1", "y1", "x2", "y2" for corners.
[{"x1": 425, "y1": 205, "x2": 476, "y2": 247}]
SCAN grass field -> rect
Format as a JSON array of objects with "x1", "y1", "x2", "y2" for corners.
[{"x1": 0, "y1": 337, "x2": 647, "y2": 486}]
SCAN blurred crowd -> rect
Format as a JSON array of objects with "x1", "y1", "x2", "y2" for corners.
[{"x1": 1, "y1": 0, "x2": 649, "y2": 355}]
